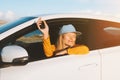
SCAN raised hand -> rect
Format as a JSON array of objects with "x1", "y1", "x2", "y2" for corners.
[{"x1": 36, "y1": 18, "x2": 49, "y2": 39}]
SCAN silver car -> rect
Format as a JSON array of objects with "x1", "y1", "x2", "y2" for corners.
[{"x1": 0, "y1": 13, "x2": 120, "y2": 80}]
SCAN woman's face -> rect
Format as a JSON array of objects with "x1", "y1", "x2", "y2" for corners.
[{"x1": 62, "y1": 32, "x2": 77, "y2": 47}]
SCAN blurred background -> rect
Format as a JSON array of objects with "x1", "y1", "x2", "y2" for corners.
[{"x1": 0, "y1": 0, "x2": 120, "y2": 23}]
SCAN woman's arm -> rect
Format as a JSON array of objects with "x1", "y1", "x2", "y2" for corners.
[
  {"x1": 68, "y1": 45, "x2": 89, "y2": 55},
  {"x1": 36, "y1": 18, "x2": 55, "y2": 57},
  {"x1": 43, "y1": 37, "x2": 55, "y2": 57}
]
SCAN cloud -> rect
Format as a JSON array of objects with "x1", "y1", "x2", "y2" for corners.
[
  {"x1": 75, "y1": 0, "x2": 120, "y2": 4},
  {"x1": 74, "y1": 0, "x2": 120, "y2": 17},
  {"x1": 81, "y1": 10, "x2": 108, "y2": 15},
  {"x1": 75, "y1": 0, "x2": 92, "y2": 3},
  {"x1": 99, "y1": 0, "x2": 120, "y2": 4},
  {"x1": 0, "y1": 12, "x2": 4, "y2": 19},
  {"x1": 5, "y1": 11, "x2": 16, "y2": 21},
  {"x1": 0, "y1": 11, "x2": 17, "y2": 21},
  {"x1": 76, "y1": 0, "x2": 120, "y2": 8}
]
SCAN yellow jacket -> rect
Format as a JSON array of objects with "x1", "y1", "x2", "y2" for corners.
[{"x1": 43, "y1": 37, "x2": 89, "y2": 57}]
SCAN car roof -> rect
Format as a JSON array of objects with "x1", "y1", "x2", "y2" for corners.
[
  {"x1": 38, "y1": 13, "x2": 120, "y2": 23},
  {"x1": 0, "y1": 13, "x2": 120, "y2": 41}
]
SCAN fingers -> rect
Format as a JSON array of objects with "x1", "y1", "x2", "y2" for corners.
[
  {"x1": 36, "y1": 18, "x2": 49, "y2": 39},
  {"x1": 36, "y1": 18, "x2": 42, "y2": 30},
  {"x1": 43, "y1": 20, "x2": 48, "y2": 29},
  {"x1": 36, "y1": 18, "x2": 48, "y2": 29}
]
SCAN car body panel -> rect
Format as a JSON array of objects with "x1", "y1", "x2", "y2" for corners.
[
  {"x1": 39, "y1": 13, "x2": 120, "y2": 23},
  {"x1": 1, "y1": 50, "x2": 101, "y2": 80},
  {"x1": 99, "y1": 46, "x2": 120, "y2": 80}
]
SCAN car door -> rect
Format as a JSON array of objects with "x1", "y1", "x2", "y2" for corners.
[
  {"x1": 0, "y1": 51, "x2": 101, "y2": 80},
  {"x1": 37, "y1": 18, "x2": 101, "y2": 80},
  {"x1": 0, "y1": 18, "x2": 101, "y2": 80},
  {"x1": 87, "y1": 20, "x2": 120, "y2": 80},
  {"x1": 38, "y1": 51, "x2": 101, "y2": 80},
  {"x1": 97, "y1": 21, "x2": 120, "y2": 80},
  {"x1": 100, "y1": 46, "x2": 120, "y2": 80}
]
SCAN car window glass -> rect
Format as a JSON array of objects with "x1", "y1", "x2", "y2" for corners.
[
  {"x1": 0, "y1": 17, "x2": 36, "y2": 34},
  {"x1": 15, "y1": 29, "x2": 45, "y2": 62},
  {"x1": 16, "y1": 30, "x2": 43, "y2": 43},
  {"x1": 104, "y1": 26, "x2": 120, "y2": 36}
]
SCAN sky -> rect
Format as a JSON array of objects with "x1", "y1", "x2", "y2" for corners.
[{"x1": 0, "y1": 0, "x2": 120, "y2": 21}]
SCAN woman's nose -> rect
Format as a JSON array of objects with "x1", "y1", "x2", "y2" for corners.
[{"x1": 69, "y1": 37, "x2": 74, "y2": 41}]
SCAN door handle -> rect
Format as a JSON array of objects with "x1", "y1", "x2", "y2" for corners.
[{"x1": 78, "y1": 63, "x2": 98, "y2": 70}]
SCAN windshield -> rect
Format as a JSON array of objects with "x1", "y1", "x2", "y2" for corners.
[{"x1": 0, "y1": 17, "x2": 37, "y2": 34}]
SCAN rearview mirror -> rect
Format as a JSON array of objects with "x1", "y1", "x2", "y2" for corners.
[{"x1": 1, "y1": 45, "x2": 29, "y2": 65}]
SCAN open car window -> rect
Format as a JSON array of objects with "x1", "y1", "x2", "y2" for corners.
[{"x1": 47, "y1": 18, "x2": 120, "y2": 50}]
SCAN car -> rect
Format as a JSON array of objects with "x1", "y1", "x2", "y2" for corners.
[{"x1": 0, "y1": 13, "x2": 120, "y2": 80}]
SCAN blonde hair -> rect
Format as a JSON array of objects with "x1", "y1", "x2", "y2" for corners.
[{"x1": 55, "y1": 35, "x2": 64, "y2": 51}]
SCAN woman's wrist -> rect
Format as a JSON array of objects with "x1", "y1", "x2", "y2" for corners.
[{"x1": 43, "y1": 33, "x2": 49, "y2": 39}]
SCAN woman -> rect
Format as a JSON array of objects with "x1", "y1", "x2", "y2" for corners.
[{"x1": 36, "y1": 18, "x2": 89, "y2": 57}]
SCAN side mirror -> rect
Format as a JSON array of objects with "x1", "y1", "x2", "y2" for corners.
[{"x1": 1, "y1": 45, "x2": 29, "y2": 65}]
